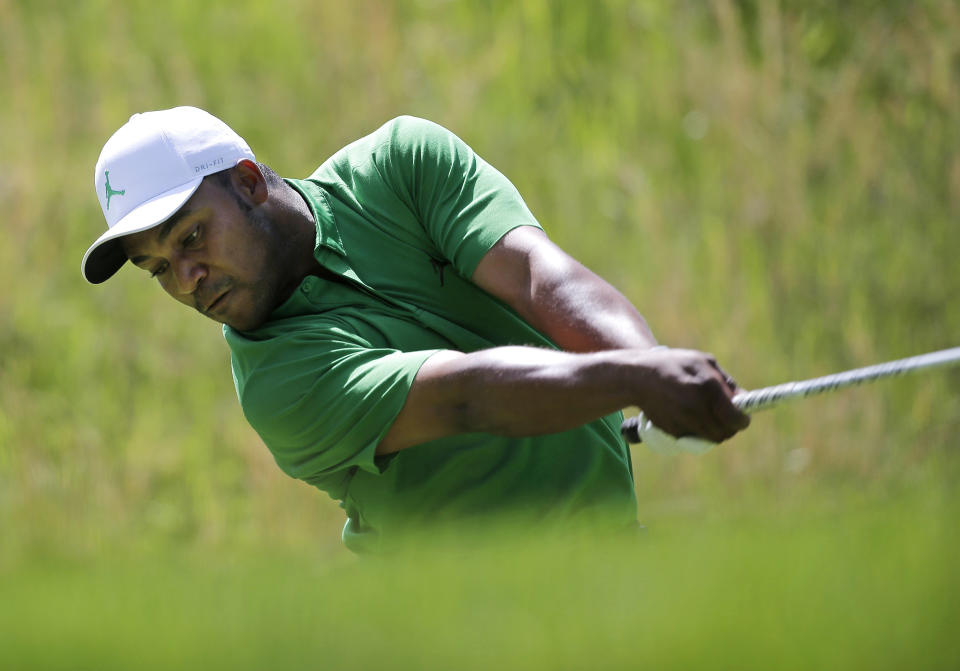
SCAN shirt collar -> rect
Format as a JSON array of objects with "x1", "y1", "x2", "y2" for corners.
[{"x1": 284, "y1": 177, "x2": 345, "y2": 257}]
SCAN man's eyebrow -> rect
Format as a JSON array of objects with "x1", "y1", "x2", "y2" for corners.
[
  {"x1": 129, "y1": 209, "x2": 194, "y2": 265},
  {"x1": 157, "y1": 208, "x2": 193, "y2": 243}
]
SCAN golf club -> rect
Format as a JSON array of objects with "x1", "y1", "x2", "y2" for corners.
[{"x1": 622, "y1": 346, "x2": 960, "y2": 443}]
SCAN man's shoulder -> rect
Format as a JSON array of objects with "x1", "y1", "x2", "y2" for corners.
[
  {"x1": 223, "y1": 314, "x2": 369, "y2": 384},
  {"x1": 299, "y1": 116, "x2": 465, "y2": 198},
  {"x1": 372, "y1": 114, "x2": 450, "y2": 140},
  {"x1": 223, "y1": 315, "x2": 374, "y2": 414},
  {"x1": 325, "y1": 115, "x2": 456, "y2": 166}
]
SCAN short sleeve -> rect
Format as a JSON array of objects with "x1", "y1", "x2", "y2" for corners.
[
  {"x1": 231, "y1": 326, "x2": 438, "y2": 489},
  {"x1": 380, "y1": 116, "x2": 543, "y2": 278}
]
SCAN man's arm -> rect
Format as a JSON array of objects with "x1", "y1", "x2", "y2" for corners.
[
  {"x1": 378, "y1": 224, "x2": 751, "y2": 455},
  {"x1": 374, "y1": 120, "x2": 744, "y2": 454},
  {"x1": 471, "y1": 226, "x2": 657, "y2": 352},
  {"x1": 378, "y1": 346, "x2": 749, "y2": 454}
]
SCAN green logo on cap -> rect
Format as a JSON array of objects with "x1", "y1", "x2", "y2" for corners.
[{"x1": 104, "y1": 170, "x2": 125, "y2": 210}]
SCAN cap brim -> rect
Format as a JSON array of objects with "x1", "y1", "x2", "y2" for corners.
[{"x1": 82, "y1": 177, "x2": 203, "y2": 284}]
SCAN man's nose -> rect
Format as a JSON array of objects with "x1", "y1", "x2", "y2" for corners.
[{"x1": 172, "y1": 254, "x2": 207, "y2": 295}]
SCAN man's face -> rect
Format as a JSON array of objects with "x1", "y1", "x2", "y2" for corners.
[{"x1": 121, "y1": 177, "x2": 288, "y2": 332}]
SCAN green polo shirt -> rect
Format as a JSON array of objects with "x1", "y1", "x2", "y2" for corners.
[{"x1": 225, "y1": 116, "x2": 636, "y2": 553}]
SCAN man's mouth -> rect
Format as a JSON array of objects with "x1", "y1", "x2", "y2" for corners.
[{"x1": 205, "y1": 290, "x2": 230, "y2": 315}]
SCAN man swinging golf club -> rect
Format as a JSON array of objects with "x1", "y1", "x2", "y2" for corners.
[{"x1": 83, "y1": 106, "x2": 750, "y2": 553}]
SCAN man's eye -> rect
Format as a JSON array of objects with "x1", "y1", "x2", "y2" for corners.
[
  {"x1": 150, "y1": 263, "x2": 168, "y2": 278},
  {"x1": 183, "y1": 227, "x2": 201, "y2": 247}
]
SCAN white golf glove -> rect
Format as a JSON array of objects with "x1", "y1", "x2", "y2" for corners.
[{"x1": 634, "y1": 412, "x2": 717, "y2": 456}]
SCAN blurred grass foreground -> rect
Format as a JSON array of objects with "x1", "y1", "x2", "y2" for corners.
[
  {"x1": 2, "y1": 494, "x2": 959, "y2": 670},
  {"x1": 1, "y1": 0, "x2": 959, "y2": 668}
]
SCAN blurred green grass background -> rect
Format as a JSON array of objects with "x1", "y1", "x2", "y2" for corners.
[{"x1": 1, "y1": 0, "x2": 959, "y2": 667}]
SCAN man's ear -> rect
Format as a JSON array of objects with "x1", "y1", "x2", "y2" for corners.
[{"x1": 232, "y1": 159, "x2": 268, "y2": 207}]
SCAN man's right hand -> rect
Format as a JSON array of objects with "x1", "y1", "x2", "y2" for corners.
[{"x1": 633, "y1": 348, "x2": 750, "y2": 443}]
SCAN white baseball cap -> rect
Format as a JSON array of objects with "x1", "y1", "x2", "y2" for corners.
[{"x1": 82, "y1": 106, "x2": 255, "y2": 284}]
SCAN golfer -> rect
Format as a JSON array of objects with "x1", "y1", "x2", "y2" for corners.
[{"x1": 83, "y1": 107, "x2": 749, "y2": 553}]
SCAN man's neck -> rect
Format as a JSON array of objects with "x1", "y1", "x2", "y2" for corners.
[{"x1": 272, "y1": 179, "x2": 335, "y2": 302}]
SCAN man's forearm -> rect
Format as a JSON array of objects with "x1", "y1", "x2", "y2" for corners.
[
  {"x1": 378, "y1": 346, "x2": 748, "y2": 454},
  {"x1": 427, "y1": 347, "x2": 644, "y2": 436},
  {"x1": 379, "y1": 347, "x2": 644, "y2": 453}
]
